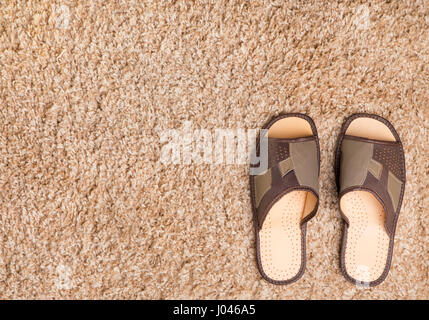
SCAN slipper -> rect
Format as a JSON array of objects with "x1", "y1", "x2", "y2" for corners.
[
  {"x1": 250, "y1": 114, "x2": 320, "y2": 284},
  {"x1": 334, "y1": 113, "x2": 406, "y2": 286}
]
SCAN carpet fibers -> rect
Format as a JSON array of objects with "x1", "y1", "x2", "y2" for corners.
[{"x1": 0, "y1": 1, "x2": 428, "y2": 299}]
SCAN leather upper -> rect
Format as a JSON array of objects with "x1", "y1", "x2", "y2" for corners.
[
  {"x1": 339, "y1": 135, "x2": 405, "y2": 237},
  {"x1": 251, "y1": 135, "x2": 320, "y2": 229}
]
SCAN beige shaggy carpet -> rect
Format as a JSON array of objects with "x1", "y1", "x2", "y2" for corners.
[{"x1": 0, "y1": 1, "x2": 428, "y2": 299}]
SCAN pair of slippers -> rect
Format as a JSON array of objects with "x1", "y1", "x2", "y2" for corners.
[{"x1": 250, "y1": 113, "x2": 405, "y2": 286}]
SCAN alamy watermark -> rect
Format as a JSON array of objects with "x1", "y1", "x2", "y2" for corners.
[
  {"x1": 354, "y1": 265, "x2": 371, "y2": 289},
  {"x1": 55, "y1": 4, "x2": 71, "y2": 30},
  {"x1": 56, "y1": 264, "x2": 73, "y2": 290},
  {"x1": 159, "y1": 121, "x2": 268, "y2": 174}
]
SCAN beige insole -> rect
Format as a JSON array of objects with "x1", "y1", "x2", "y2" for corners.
[
  {"x1": 341, "y1": 191, "x2": 390, "y2": 282},
  {"x1": 259, "y1": 117, "x2": 316, "y2": 281},
  {"x1": 268, "y1": 117, "x2": 313, "y2": 138},
  {"x1": 260, "y1": 191, "x2": 307, "y2": 280},
  {"x1": 341, "y1": 117, "x2": 395, "y2": 283},
  {"x1": 346, "y1": 117, "x2": 396, "y2": 141}
]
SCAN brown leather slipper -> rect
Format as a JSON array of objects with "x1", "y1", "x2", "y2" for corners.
[
  {"x1": 334, "y1": 113, "x2": 406, "y2": 287},
  {"x1": 250, "y1": 113, "x2": 320, "y2": 285}
]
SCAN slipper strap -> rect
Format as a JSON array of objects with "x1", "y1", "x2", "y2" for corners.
[
  {"x1": 252, "y1": 136, "x2": 319, "y2": 229},
  {"x1": 339, "y1": 135, "x2": 405, "y2": 237}
]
